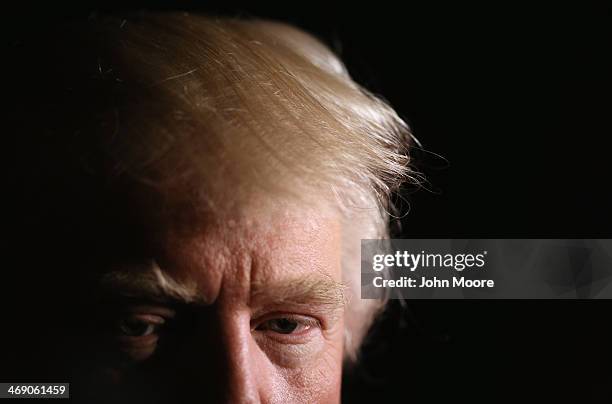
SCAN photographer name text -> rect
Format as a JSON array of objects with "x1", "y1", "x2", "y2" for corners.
[{"x1": 371, "y1": 251, "x2": 495, "y2": 289}]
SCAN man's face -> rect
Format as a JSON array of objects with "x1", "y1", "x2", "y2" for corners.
[{"x1": 90, "y1": 202, "x2": 345, "y2": 404}]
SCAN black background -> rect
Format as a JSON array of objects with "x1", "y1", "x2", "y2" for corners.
[{"x1": 5, "y1": 2, "x2": 612, "y2": 403}]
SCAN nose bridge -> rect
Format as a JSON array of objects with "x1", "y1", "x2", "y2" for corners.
[{"x1": 218, "y1": 310, "x2": 261, "y2": 404}]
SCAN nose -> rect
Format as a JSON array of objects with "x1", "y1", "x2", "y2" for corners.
[
  {"x1": 219, "y1": 315, "x2": 261, "y2": 404},
  {"x1": 174, "y1": 309, "x2": 265, "y2": 404}
]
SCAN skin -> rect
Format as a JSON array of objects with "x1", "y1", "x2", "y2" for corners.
[{"x1": 88, "y1": 201, "x2": 346, "y2": 404}]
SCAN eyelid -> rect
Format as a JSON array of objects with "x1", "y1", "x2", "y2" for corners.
[
  {"x1": 127, "y1": 313, "x2": 166, "y2": 325},
  {"x1": 113, "y1": 305, "x2": 175, "y2": 339},
  {"x1": 251, "y1": 305, "x2": 338, "y2": 330},
  {"x1": 251, "y1": 312, "x2": 321, "y2": 332},
  {"x1": 124, "y1": 304, "x2": 177, "y2": 319},
  {"x1": 116, "y1": 313, "x2": 166, "y2": 337}
]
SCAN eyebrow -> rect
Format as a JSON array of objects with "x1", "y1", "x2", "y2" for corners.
[
  {"x1": 98, "y1": 262, "x2": 348, "y2": 313},
  {"x1": 249, "y1": 276, "x2": 347, "y2": 314},
  {"x1": 99, "y1": 261, "x2": 201, "y2": 303}
]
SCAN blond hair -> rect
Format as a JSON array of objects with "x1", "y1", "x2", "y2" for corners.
[{"x1": 16, "y1": 12, "x2": 415, "y2": 361}]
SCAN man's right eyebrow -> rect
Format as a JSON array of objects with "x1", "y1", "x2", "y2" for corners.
[{"x1": 98, "y1": 262, "x2": 200, "y2": 304}]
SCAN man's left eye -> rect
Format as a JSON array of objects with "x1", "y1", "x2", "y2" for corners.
[
  {"x1": 263, "y1": 318, "x2": 299, "y2": 334},
  {"x1": 256, "y1": 316, "x2": 318, "y2": 335}
]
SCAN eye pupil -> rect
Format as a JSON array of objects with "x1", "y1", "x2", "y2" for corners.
[{"x1": 269, "y1": 318, "x2": 299, "y2": 334}]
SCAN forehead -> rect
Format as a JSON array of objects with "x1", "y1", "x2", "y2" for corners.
[{"x1": 134, "y1": 202, "x2": 343, "y2": 305}]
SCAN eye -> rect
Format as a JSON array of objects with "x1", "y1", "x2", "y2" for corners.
[
  {"x1": 262, "y1": 318, "x2": 299, "y2": 334},
  {"x1": 115, "y1": 312, "x2": 169, "y2": 340},
  {"x1": 118, "y1": 315, "x2": 163, "y2": 337},
  {"x1": 113, "y1": 312, "x2": 172, "y2": 362},
  {"x1": 255, "y1": 315, "x2": 319, "y2": 336},
  {"x1": 252, "y1": 314, "x2": 326, "y2": 366}
]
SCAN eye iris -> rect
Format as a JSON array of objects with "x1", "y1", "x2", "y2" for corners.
[
  {"x1": 269, "y1": 318, "x2": 299, "y2": 334},
  {"x1": 120, "y1": 319, "x2": 153, "y2": 337}
]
